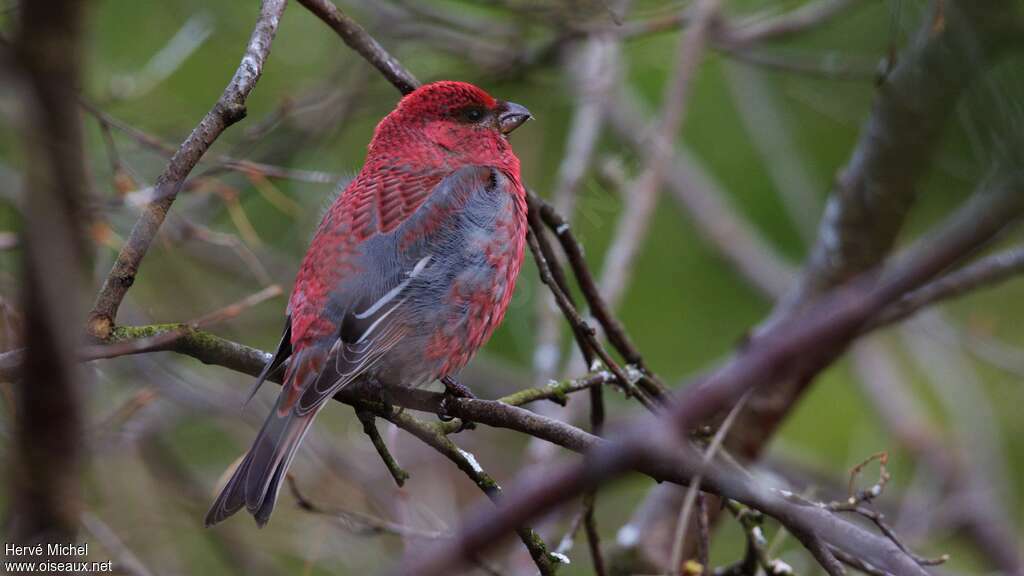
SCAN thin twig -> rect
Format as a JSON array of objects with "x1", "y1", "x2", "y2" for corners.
[
  {"x1": 295, "y1": 0, "x2": 419, "y2": 95},
  {"x1": 382, "y1": 411, "x2": 558, "y2": 575},
  {"x1": 527, "y1": 208, "x2": 599, "y2": 369},
  {"x1": 498, "y1": 370, "x2": 616, "y2": 408},
  {"x1": 80, "y1": 100, "x2": 339, "y2": 185},
  {"x1": 696, "y1": 494, "x2": 710, "y2": 575},
  {"x1": 526, "y1": 226, "x2": 654, "y2": 410},
  {"x1": 599, "y1": 0, "x2": 719, "y2": 312},
  {"x1": 714, "y1": 502, "x2": 770, "y2": 576},
  {"x1": 287, "y1": 476, "x2": 446, "y2": 539},
  {"x1": 583, "y1": 357, "x2": 608, "y2": 576},
  {"x1": 667, "y1": 393, "x2": 748, "y2": 575},
  {"x1": 555, "y1": 507, "x2": 586, "y2": 556},
  {"x1": 582, "y1": 492, "x2": 607, "y2": 576},
  {"x1": 869, "y1": 244, "x2": 1024, "y2": 329},
  {"x1": 190, "y1": 285, "x2": 284, "y2": 327},
  {"x1": 78, "y1": 285, "x2": 283, "y2": 362},
  {"x1": 531, "y1": 193, "x2": 669, "y2": 399},
  {"x1": 355, "y1": 409, "x2": 410, "y2": 487},
  {"x1": 824, "y1": 452, "x2": 949, "y2": 568}
]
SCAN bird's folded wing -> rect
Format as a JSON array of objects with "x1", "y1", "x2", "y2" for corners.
[{"x1": 289, "y1": 165, "x2": 508, "y2": 415}]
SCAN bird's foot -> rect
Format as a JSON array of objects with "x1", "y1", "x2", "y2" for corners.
[
  {"x1": 438, "y1": 376, "x2": 476, "y2": 432},
  {"x1": 441, "y1": 376, "x2": 476, "y2": 399}
]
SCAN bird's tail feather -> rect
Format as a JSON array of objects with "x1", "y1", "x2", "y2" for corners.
[
  {"x1": 206, "y1": 348, "x2": 324, "y2": 528},
  {"x1": 204, "y1": 403, "x2": 315, "y2": 527}
]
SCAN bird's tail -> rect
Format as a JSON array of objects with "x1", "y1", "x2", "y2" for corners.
[{"x1": 205, "y1": 349, "x2": 324, "y2": 528}]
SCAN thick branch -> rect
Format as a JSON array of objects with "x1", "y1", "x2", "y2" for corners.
[
  {"x1": 723, "y1": 0, "x2": 1024, "y2": 465},
  {"x1": 7, "y1": 0, "x2": 90, "y2": 546},
  {"x1": 786, "y1": 1, "x2": 1021, "y2": 303}
]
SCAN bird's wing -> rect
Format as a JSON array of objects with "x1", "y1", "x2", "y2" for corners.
[
  {"x1": 286, "y1": 164, "x2": 449, "y2": 346},
  {"x1": 292, "y1": 164, "x2": 513, "y2": 414}
]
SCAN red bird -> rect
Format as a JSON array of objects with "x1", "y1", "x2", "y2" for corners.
[{"x1": 206, "y1": 81, "x2": 531, "y2": 527}]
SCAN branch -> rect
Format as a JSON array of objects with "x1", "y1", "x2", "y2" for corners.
[
  {"x1": 868, "y1": 245, "x2": 1024, "y2": 329},
  {"x1": 526, "y1": 209, "x2": 599, "y2": 369},
  {"x1": 786, "y1": 1, "x2": 1020, "y2": 304},
  {"x1": 81, "y1": 100, "x2": 340, "y2": 185},
  {"x1": 531, "y1": 193, "x2": 668, "y2": 398},
  {"x1": 606, "y1": 93, "x2": 797, "y2": 300},
  {"x1": 609, "y1": 37, "x2": 1024, "y2": 559},
  {"x1": 9, "y1": 245, "x2": 1012, "y2": 574},
  {"x1": 380, "y1": 410, "x2": 559, "y2": 575},
  {"x1": 598, "y1": 0, "x2": 719, "y2": 309},
  {"x1": 394, "y1": 175, "x2": 1024, "y2": 576},
  {"x1": 526, "y1": 225, "x2": 653, "y2": 409},
  {"x1": 0, "y1": 306, "x2": 952, "y2": 575},
  {"x1": 714, "y1": 0, "x2": 1024, "y2": 475},
  {"x1": 7, "y1": 0, "x2": 90, "y2": 546},
  {"x1": 78, "y1": 185, "x2": 1011, "y2": 574},
  {"x1": 88, "y1": 0, "x2": 288, "y2": 339},
  {"x1": 389, "y1": 399, "x2": 923, "y2": 576},
  {"x1": 354, "y1": 410, "x2": 410, "y2": 487},
  {"x1": 295, "y1": 0, "x2": 420, "y2": 95},
  {"x1": 715, "y1": 501, "x2": 789, "y2": 576}
]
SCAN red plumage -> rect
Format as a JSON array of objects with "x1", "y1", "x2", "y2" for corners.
[
  {"x1": 291, "y1": 82, "x2": 525, "y2": 345},
  {"x1": 206, "y1": 81, "x2": 531, "y2": 527}
]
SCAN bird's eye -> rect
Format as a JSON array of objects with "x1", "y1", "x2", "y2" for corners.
[{"x1": 458, "y1": 106, "x2": 486, "y2": 123}]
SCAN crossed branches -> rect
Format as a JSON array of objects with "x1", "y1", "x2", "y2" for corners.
[{"x1": 4, "y1": 0, "x2": 1024, "y2": 575}]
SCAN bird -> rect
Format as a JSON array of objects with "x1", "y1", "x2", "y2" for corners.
[{"x1": 205, "y1": 81, "x2": 532, "y2": 527}]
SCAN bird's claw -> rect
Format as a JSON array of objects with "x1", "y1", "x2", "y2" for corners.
[
  {"x1": 437, "y1": 395, "x2": 476, "y2": 431},
  {"x1": 438, "y1": 395, "x2": 456, "y2": 422},
  {"x1": 438, "y1": 377, "x2": 476, "y2": 432}
]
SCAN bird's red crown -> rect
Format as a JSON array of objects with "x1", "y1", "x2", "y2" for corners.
[{"x1": 368, "y1": 81, "x2": 522, "y2": 174}]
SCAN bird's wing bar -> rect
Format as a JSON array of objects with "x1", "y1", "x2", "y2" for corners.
[
  {"x1": 353, "y1": 255, "x2": 432, "y2": 322},
  {"x1": 293, "y1": 313, "x2": 408, "y2": 417}
]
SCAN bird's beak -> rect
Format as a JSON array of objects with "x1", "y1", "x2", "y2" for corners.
[{"x1": 498, "y1": 101, "x2": 532, "y2": 135}]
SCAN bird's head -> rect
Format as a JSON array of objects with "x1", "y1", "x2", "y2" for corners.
[{"x1": 370, "y1": 81, "x2": 531, "y2": 169}]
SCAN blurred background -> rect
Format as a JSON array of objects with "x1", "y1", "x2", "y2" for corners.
[{"x1": 1, "y1": 0, "x2": 1022, "y2": 574}]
